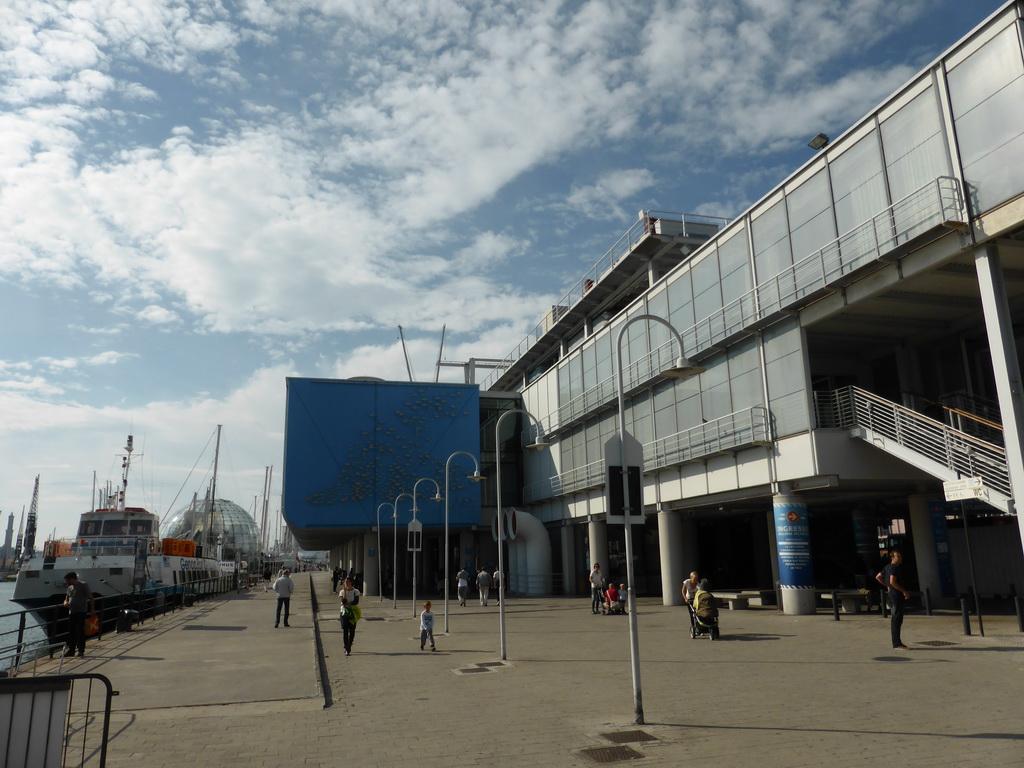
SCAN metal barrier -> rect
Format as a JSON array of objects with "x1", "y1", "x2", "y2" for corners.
[{"x1": 0, "y1": 673, "x2": 116, "y2": 768}]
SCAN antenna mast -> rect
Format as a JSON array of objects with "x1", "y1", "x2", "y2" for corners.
[{"x1": 398, "y1": 325, "x2": 415, "y2": 381}]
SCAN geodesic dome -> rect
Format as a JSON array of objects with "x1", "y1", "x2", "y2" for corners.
[{"x1": 162, "y1": 498, "x2": 260, "y2": 562}]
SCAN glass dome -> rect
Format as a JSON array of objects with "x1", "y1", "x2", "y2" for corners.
[{"x1": 162, "y1": 498, "x2": 261, "y2": 561}]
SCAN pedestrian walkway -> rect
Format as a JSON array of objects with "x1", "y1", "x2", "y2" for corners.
[{"x1": 44, "y1": 573, "x2": 1024, "y2": 767}]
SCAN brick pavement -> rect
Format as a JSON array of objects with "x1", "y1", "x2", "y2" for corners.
[{"x1": 49, "y1": 572, "x2": 1024, "y2": 767}]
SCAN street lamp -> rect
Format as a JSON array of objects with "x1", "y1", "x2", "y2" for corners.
[
  {"x1": 411, "y1": 478, "x2": 442, "y2": 618},
  {"x1": 376, "y1": 502, "x2": 394, "y2": 602},
  {"x1": 614, "y1": 313, "x2": 703, "y2": 725},
  {"x1": 444, "y1": 451, "x2": 484, "y2": 633},
  {"x1": 494, "y1": 409, "x2": 550, "y2": 660},
  {"x1": 393, "y1": 492, "x2": 413, "y2": 610}
]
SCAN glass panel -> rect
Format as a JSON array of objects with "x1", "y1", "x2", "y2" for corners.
[
  {"x1": 763, "y1": 320, "x2": 808, "y2": 436},
  {"x1": 829, "y1": 132, "x2": 887, "y2": 235},
  {"x1": 675, "y1": 388, "x2": 703, "y2": 432},
  {"x1": 691, "y1": 251, "x2": 722, "y2": 322},
  {"x1": 728, "y1": 339, "x2": 762, "y2": 410},
  {"x1": 667, "y1": 269, "x2": 695, "y2": 335},
  {"x1": 752, "y1": 199, "x2": 791, "y2": 285},
  {"x1": 718, "y1": 227, "x2": 752, "y2": 306},
  {"x1": 787, "y1": 169, "x2": 836, "y2": 260},
  {"x1": 653, "y1": 380, "x2": 677, "y2": 438},
  {"x1": 102, "y1": 519, "x2": 129, "y2": 536},
  {"x1": 700, "y1": 356, "x2": 731, "y2": 421},
  {"x1": 948, "y1": 25, "x2": 1024, "y2": 213},
  {"x1": 881, "y1": 86, "x2": 950, "y2": 202}
]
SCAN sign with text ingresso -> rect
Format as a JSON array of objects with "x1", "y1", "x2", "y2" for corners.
[
  {"x1": 605, "y1": 431, "x2": 645, "y2": 525},
  {"x1": 943, "y1": 477, "x2": 988, "y2": 502}
]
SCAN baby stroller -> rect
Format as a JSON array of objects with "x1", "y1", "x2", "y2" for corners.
[{"x1": 687, "y1": 584, "x2": 720, "y2": 640}]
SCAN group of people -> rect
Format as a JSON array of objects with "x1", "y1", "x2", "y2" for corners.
[
  {"x1": 588, "y1": 563, "x2": 627, "y2": 615},
  {"x1": 455, "y1": 565, "x2": 504, "y2": 607}
]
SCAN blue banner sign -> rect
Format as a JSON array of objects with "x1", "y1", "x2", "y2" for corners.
[{"x1": 774, "y1": 498, "x2": 815, "y2": 588}]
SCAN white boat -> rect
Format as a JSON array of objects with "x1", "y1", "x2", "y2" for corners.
[{"x1": 11, "y1": 435, "x2": 226, "y2": 629}]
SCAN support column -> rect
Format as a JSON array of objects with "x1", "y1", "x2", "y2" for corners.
[
  {"x1": 361, "y1": 533, "x2": 379, "y2": 597},
  {"x1": 975, "y1": 244, "x2": 1024, "y2": 559},
  {"x1": 658, "y1": 508, "x2": 684, "y2": 606},
  {"x1": 588, "y1": 517, "x2": 608, "y2": 579},
  {"x1": 561, "y1": 521, "x2": 576, "y2": 595},
  {"x1": 773, "y1": 494, "x2": 816, "y2": 615},
  {"x1": 908, "y1": 494, "x2": 955, "y2": 606}
]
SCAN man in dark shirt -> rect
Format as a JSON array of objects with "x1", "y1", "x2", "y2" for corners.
[
  {"x1": 63, "y1": 571, "x2": 97, "y2": 658},
  {"x1": 875, "y1": 550, "x2": 910, "y2": 649}
]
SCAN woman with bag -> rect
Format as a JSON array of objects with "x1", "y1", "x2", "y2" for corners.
[{"x1": 339, "y1": 576, "x2": 361, "y2": 656}]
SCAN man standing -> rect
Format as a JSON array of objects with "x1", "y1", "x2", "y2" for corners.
[
  {"x1": 589, "y1": 563, "x2": 604, "y2": 614},
  {"x1": 876, "y1": 550, "x2": 910, "y2": 649},
  {"x1": 492, "y1": 566, "x2": 503, "y2": 605},
  {"x1": 63, "y1": 572, "x2": 96, "y2": 658},
  {"x1": 476, "y1": 567, "x2": 492, "y2": 606},
  {"x1": 274, "y1": 568, "x2": 295, "y2": 628},
  {"x1": 456, "y1": 566, "x2": 471, "y2": 606}
]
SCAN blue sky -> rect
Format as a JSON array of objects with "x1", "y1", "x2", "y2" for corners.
[{"x1": 0, "y1": 0, "x2": 1007, "y2": 540}]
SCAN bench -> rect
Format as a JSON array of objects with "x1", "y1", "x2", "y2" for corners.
[{"x1": 715, "y1": 593, "x2": 752, "y2": 610}]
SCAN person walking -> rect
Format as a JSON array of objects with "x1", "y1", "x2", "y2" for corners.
[
  {"x1": 339, "y1": 576, "x2": 361, "y2": 656},
  {"x1": 273, "y1": 568, "x2": 295, "y2": 627},
  {"x1": 492, "y1": 566, "x2": 503, "y2": 604},
  {"x1": 876, "y1": 550, "x2": 910, "y2": 649},
  {"x1": 63, "y1": 572, "x2": 96, "y2": 658},
  {"x1": 262, "y1": 565, "x2": 272, "y2": 592},
  {"x1": 589, "y1": 563, "x2": 604, "y2": 614},
  {"x1": 476, "y1": 567, "x2": 492, "y2": 606},
  {"x1": 456, "y1": 567, "x2": 471, "y2": 606},
  {"x1": 419, "y1": 600, "x2": 437, "y2": 651}
]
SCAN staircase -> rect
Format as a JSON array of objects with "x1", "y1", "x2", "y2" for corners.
[{"x1": 814, "y1": 386, "x2": 1012, "y2": 512}]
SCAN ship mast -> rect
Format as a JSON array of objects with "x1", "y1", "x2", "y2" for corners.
[
  {"x1": 118, "y1": 435, "x2": 134, "y2": 512},
  {"x1": 206, "y1": 425, "x2": 222, "y2": 555}
]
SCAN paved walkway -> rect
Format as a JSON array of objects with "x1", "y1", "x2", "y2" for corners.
[{"x1": 47, "y1": 573, "x2": 1024, "y2": 767}]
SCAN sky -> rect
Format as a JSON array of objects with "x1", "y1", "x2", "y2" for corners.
[{"x1": 0, "y1": 0, "x2": 1008, "y2": 542}]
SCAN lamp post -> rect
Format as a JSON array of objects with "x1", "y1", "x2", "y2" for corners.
[
  {"x1": 393, "y1": 492, "x2": 413, "y2": 610},
  {"x1": 613, "y1": 313, "x2": 703, "y2": 725},
  {"x1": 494, "y1": 409, "x2": 550, "y2": 660},
  {"x1": 444, "y1": 451, "x2": 484, "y2": 633},
  {"x1": 376, "y1": 503, "x2": 394, "y2": 602},
  {"x1": 411, "y1": 478, "x2": 442, "y2": 618}
]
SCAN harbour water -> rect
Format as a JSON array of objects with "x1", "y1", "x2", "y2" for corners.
[{"x1": 0, "y1": 580, "x2": 46, "y2": 650}]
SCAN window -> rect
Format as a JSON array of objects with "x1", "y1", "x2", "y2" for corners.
[
  {"x1": 829, "y1": 132, "x2": 887, "y2": 236},
  {"x1": 880, "y1": 86, "x2": 950, "y2": 204}
]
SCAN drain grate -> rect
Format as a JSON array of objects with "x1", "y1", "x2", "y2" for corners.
[
  {"x1": 477, "y1": 661, "x2": 506, "y2": 667},
  {"x1": 600, "y1": 730, "x2": 658, "y2": 744},
  {"x1": 580, "y1": 746, "x2": 644, "y2": 763},
  {"x1": 917, "y1": 640, "x2": 958, "y2": 646},
  {"x1": 455, "y1": 667, "x2": 492, "y2": 674}
]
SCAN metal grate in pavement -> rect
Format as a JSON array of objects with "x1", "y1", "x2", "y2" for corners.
[
  {"x1": 580, "y1": 746, "x2": 644, "y2": 763},
  {"x1": 477, "y1": 661, "x2": 507, "y2": 667},
  {"x1": 916, "y1": 640, "x2": 958, "y2": 646},
  {"x1": 600, "y1": 730, "x2": 658, "y2": 744},
  {"x1": 454, "y1": 667, "x2": 492, "y2": 675}
]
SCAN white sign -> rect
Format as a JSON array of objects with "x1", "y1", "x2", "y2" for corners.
[{"x1": 943, "y1": 477, "x2": 988, "y2": 502}]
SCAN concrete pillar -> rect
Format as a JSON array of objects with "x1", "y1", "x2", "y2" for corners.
[
  {"x1": 658, "y1": 508, "x2": 684, "y2": 606},
  {"x1": 587, "y1": 517, "x2": 607, "y2": 578},
  {"x1": 773, "y1": 494, "x2": 816, "y2": 615},
  {"x1": 975, "y1": 244, "x2": 1024, "y2": 557},
  {"x1": 561, "y1": 521, "x2": 576, "y2": 595},
  {"x1": 361, "y1": 533, "x2": 379, "y2": 597},
  {"x1": 908, "y1": 494, "x2": 956, "y2": 606}
]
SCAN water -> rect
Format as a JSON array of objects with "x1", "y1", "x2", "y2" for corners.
[{"x1": 0, "y1": 580, "x2": 47, "y2": 650}]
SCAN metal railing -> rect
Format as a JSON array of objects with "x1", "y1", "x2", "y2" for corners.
[
  {"x1": 814, "y1": 386, "x2": 1011, "y2": 498},
  {"x1": 525, "y1": 406, "x2": 771, "y2": 503},
  {"x1": 0, "y1": 673, "x2": 116, "y2": 767}
]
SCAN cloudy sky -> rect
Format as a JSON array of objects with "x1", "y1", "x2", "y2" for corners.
[{"x1": 0, "y1": 0, "x2": 1005, "y2": 542}]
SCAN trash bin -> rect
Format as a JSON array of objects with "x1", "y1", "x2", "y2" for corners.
[{"x1": 116, "y1": 609, "x2": 139, "y2": 633}]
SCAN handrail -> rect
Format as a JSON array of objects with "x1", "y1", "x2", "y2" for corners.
[{"x1": 815, "y1": 386, "x2": 1010, "y2": 498}]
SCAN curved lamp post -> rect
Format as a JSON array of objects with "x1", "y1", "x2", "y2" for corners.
[
  {"x1": 614, "y1": 313, "x2": 704, "y2": 725},
  {"x1": 494, "y1": 409, "x2": 550, "y2": 660},
  {"x1": 376, "y1": 502, "x2": 394, "y2": 602},
  {"x1": 393, "y1": 492, "x2": 413, "y2": 610},
  {"x1": 411, "y1": 478, "x2": 442, "y2": 618},
  {"x1": 444, "y1": 451, "x2": 484, "y2": 633}
]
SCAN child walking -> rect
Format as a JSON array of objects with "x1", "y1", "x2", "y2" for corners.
[{"x1": 420, "y1": 600, "x2": 436, "y2": 651}]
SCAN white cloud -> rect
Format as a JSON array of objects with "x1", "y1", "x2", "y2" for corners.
[{"x1": 565, "y1": 169, "x2": 657, "y2": 219}]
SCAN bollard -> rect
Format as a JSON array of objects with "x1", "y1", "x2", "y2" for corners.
[
  {"x1": 1015, "y1": 595, "x2": 1024, "y2": 633},
  {"x1": 831, "y1": 592, "x2": 840, "y2": 621},
  {"x1": 924, "y1": 587, "x2": 932, "y2": 616},
  {"x1": 960, "y1": 595, "x2": 972, "y2": 636}
]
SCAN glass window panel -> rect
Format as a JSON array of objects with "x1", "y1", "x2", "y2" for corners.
[
  {"x1": 653, "y1": 381, "x2": 677, "y2": 439},
  {"x1": 628, "y1": 391, "x2": 654, "y2": 443},
  {"x1": 594, "y1": 330, "x2": 613, "y2": 385},
  {"x1": 667, "y1": 270, "x2": 694, "y2": 333},
  {"x1": 581, "y1": 342, "x2": 596, "y2": 389},
  {"x1": 752, "y1": 200, "x2": 791, "y2": 285},
  {"x1": 718, "y1": 228, "x2": 752, "y2": 306},
  {"x1": 787, "y1": 169, "x2": 836, "y2": 260},
  {"x1": 947, "y1": 25, "x2": 1022, "y2": 117},
  {"x1": 691, "y1": 252, "x2": 722, "y2": 322},
  {"x1": 829, "y1": 132, "x2": 887, "y2": 235},
  {"x1": 699, "y1": 356, "x2": 730, "y2": 421},
  {"x1": 763, "y1": 321, "x2": 808, "y2": 436},
  {"x1": 881, "y1": 87, "x2": 950, "y2": 202},
  {"x1": 728, "y1": 340, "x2": 762, "y2": 410},
  {"x1": 955, "y1": 76, "x2": 1024, "y2": 212},
  {"x1": 675, "y1": 389, "x2": 703, "y2": 432}
]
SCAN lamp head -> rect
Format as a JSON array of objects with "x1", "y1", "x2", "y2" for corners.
[
  {"x1": 468, "y1": 470, "x2": 485, "y2": 483},
  {"x1": 527, "y1": 435, "x2": 552, "y2": 451},
  {"x1": 807, "y1": 133, "x2": 829, "y2": 150},
  {"x1": 432, "y1": 492, "x2": 443, "y2": 503},
  {"x1": 663, "y1": 356, "x2": 706, "y2": 379}
]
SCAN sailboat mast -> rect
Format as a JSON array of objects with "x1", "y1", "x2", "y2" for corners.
[{"x1": 206, "y1": 425, "x2": 222, "y2": 555}]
